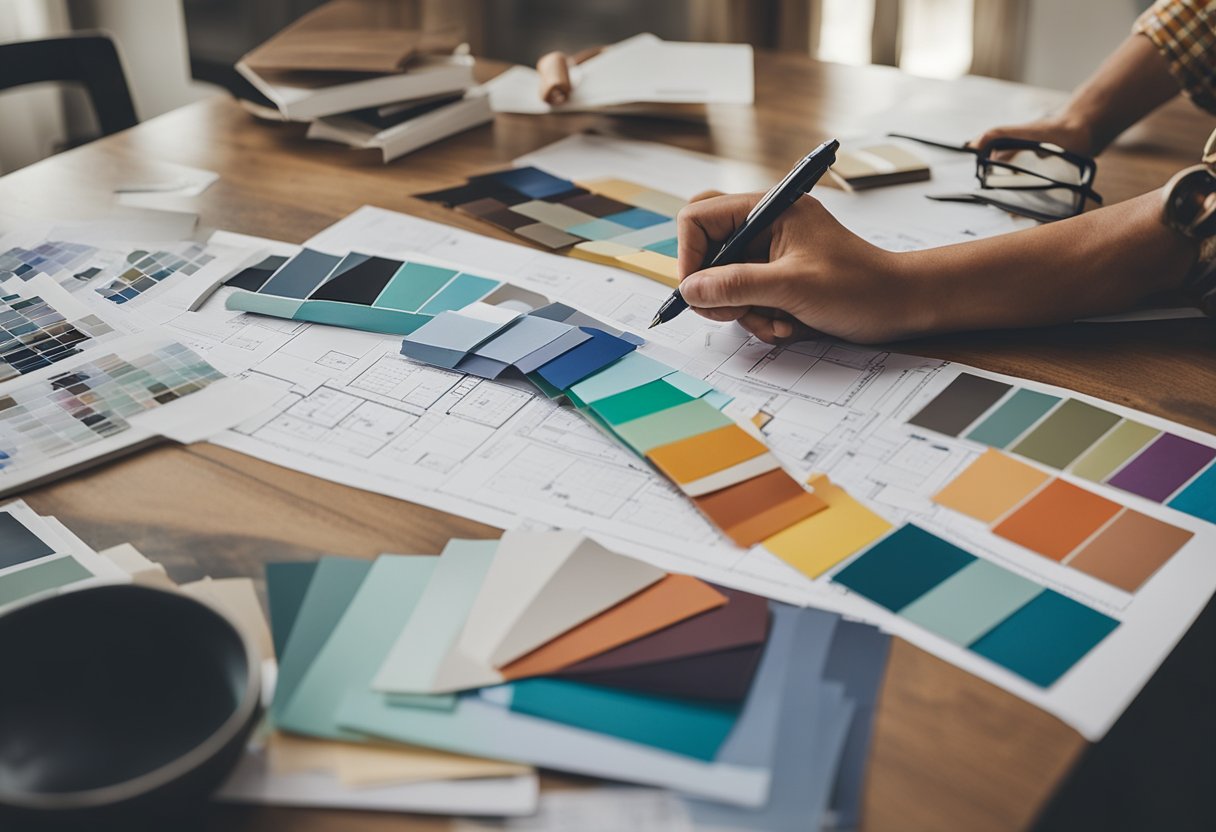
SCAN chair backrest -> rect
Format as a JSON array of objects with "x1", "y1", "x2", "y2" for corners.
[{"x1": 0, "y1": 31, "x2": 138, "y2": 137}]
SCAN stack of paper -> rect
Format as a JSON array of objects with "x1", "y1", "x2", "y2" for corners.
[
  {"x1": 261, "y1": 531, "x2": 890, "y2": 827},
  {"x1": 235, "y1": 0, "x2": 490, "y2": 161}
]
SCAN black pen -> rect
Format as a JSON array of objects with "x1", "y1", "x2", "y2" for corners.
[{"x1": 648, "y1": 138, "x2": 840, "y2": 329}]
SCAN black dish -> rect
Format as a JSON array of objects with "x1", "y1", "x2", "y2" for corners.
[{"x1": 0, "y1": 584, "x2": 262, "y2": 829}]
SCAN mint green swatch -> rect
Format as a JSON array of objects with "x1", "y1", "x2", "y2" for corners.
[
  {"x1": 278, "y1": 555, "x2": 439, "y2": 739},
  {"x1": 612, "y1": 399, "x2": 733, "y2": 454},
  {"x1": 508, "y1": 679, "x2": 738, "y2": 761},
  {"x1": 0, "y1": 556, "x2": 90, "y2": 607},
  {"x1": 966, "y1": 389, "x2": 1060, "y2": 448},
  {"x1": 295, "y1": 300, "x2": 430, "y2": 335},
  {"x1": 702, "y1": 390, "x2": 733, "y2": 410},
  {"x1": 373, "y1": 540, "x2": 498, "y2": 694},
  {"x1": 373, "y1": 262, "x2": 457, "y2": 311},
  {"x1": 385, "y1": 692, "x2": 458, "y2": 711},
  {"x1": 226, "y1": 290, "x2": 304, "y2": 318},
  {"x1": 272, "y1": 557, "x2": 371, "y2": 718},
  {"x1": 567, "y1": 352, "x2": 671, "y2": 403},
  {"x1": 663, "y1": 371, "x2": 714, "y2": 399},
  {"x1": 590, "y1": 379, "x2": 693, "y2": 426},
  {"x1": 417, "y1": 273, "x2": 499, "y2": 315},
  {"x1": 900, "y1": 558, "x2": 1042, "y2": 645}
]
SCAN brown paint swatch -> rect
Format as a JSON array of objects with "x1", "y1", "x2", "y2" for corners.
[
  {"x1": 907, "y1": 373, "x2": 1011, "y2": 437},
  {"x1": 993, "y1": 479, "x2": 1122, "y2": 561},
  {"x1": 1068, "y1": 510, "x2": 1194, "y2": 592},
  {"x1": 499, "y1": 575, "x2": 727, "y2": 680},
  {"x1": 693, "y1": 469, "x2": 827, "y2": 547}
]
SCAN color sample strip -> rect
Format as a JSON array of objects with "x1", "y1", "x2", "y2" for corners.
[
  {"x1": 694, "y1": 469, "x2": 827, "y2": 548},
  {"x1": 1069, "y1": 420, "x2": 1160, "y2": 483},
  {"x1": 225, "y1": 254, "x2": 289, "y2": 292},
  {"x1": 590, "y1": 378, "x2": 694, "y2": 425},
  {"x1": 258, "y1": 248, "x2": 341, "y2": 300},
  {"x1": 417, "y1": 274, "x2": 499, "y2": 315},
  {"x1": 906, "y1": 373, "x2": 1011, "y2": 437},
  {"x1": 969, "y1": 590, "x2": 1118, "y2": 687},
  {"x1": 933, "y1": 449, "x2": 1051, "y2": 523},
  {"x1": 95, "y1": 243, "x2": 217, "y2": 305},
  {"x1": 0, "y1": 512, "x2": 55, "y2": 569},
  {"x1": 534, "y1": 328, "x2": 636, "y2": 390},
  {"x1": 993, "y1": 479, "x2": 1121, "y2": 561},
  {"x1": 375, "y1": 262, "x2": 460, "y2": 312},
  {"x1": 647, "y1": 424, "x2": 769, "y2": 486},
  {"x1": 764, "y1": 475, "x2": 893, "y2": 579},
  {"x1": 899, "y1": 558, "x2": 1042, "y2": 645},
  {"x1": 0, "y1": 291, "x2": 109, "y2": 382},
  {"x1": 1067, "y1": 509, "x2": 1194, "y2": 592},
  {"x1": 0, "y1": 556, "x2": 92, "y2": 607},
  {"x1": 833, "y1": 524, "x2": 975, "y2": 611},
  {"x1": 965, "y1": 388, "x2": 1060, "y2": 448},
  {"x1": 399, "y1": 305, "x2": 518, "y2": 369},
  {"x1": 0, "y1": 240, "x2": 100, "y2": 283},
  {"x1": 1106, "y1": 433, "x2": 1216, "y2": 502},
  {"x1": 612, "y1": 399, "x2": 733, "y2": 455},
  {"x1": 309, "y1": 255, "x2": 402, "y2": 305},
  {"x1": 1010, "y1": 399, "x2": 1121, "y2": 469},
  {"x1": 265, "y1": 560, "x2": 319, "y2": 659},
  {"x1": 1169, "y1": 462, "x2": 1216, "y2": 523},
  {"x1": 471, "y1": 315, "x2": 571, "y2": 365},
  {"x1": 567, "y1": 643, "x2": 766, "y2": 703},
  {"x1": 567, "y1": 352, "x2": 672, "y2": 402}
]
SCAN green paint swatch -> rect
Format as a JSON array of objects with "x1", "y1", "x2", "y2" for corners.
[
  {"x1": 226, "y1": 290, "x2": 304, "y2": 318},
  {"x1": 900, "y1": 558, "x2": 1042, "y2": 645},
  {"x1": 612, "y1": 399, "x2": 733, "y2": 455},
  {"x1": 568, "y1": 352, "x2": 672, "y2": 403},
  {"x1": 277, "y1": 555, "x2": 438, "y2": 739},
  {"x1": 508, "y1": 679, "x2": 739, "y2": 761},
  {"x1": 1070, "y1": 420, "x2": 1160, "y2": 483},
  {"x1": 417, "y1": 273, "x2": 499, "y2": 315},
  {"x1": 296, "y1": 300, "x2": 430, "y2": 335},
  {"x1": 373, "y1": 262, "x2": 457, "y2": 312},
  {"x1": 969, "y1": 590, "x2": 1118, "y2": 687},
  {"x1": 1011, "y1": 399, "x2": 1121, "y2": 469},
  {"x1": 0, "y1": 556, "x2": 90, "y2": 607},
  {"x1": 265, "y1": 561, "x2": 318, "y2": 660},
  {"x1": 591, "y1": 379, "x2": 694, "y2": 426},
  {"x1": 965, "y1": 389, "x2": 1060, "y2": 448}
]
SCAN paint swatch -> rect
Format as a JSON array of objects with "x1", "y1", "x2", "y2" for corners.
[
  {"x1": 933, "y1": 449, "x2": 1050, "y2": 524},
  {"x1": 834, "y1": 524, "x2": 1117, "y2": 687},
  {"x1": 910, "y1": 372, "x2": 1216, "y2": 526},
  {"x1": 763, "y1": 475, "x2": 892, "y2": 579},
  {"x1": 0, "y1": 292, "x2": 113, "y2": 381},
  {"x1": 226, "y1": 249, "x2": 503, "y2": 336},
  {"x1": 417, "y1": 167, "x2": 684, "y2": 287},
  {"x1": 95, "y1": 243, "x2": 215, "y2": 304},
  {"x1": 0, "y1": 240, "x2": 102, "y2": 285},
  {"x1": 0, "y1": 343, "x2": 226, "y2": 474}
]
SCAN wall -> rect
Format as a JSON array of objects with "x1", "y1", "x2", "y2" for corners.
[{"x1": 1020, "y1": 0, "x2": 1144, "y2": 90}]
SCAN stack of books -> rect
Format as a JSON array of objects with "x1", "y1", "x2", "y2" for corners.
[{"x1": 235, "y1": 0, "x2": 492, "y2": 162}]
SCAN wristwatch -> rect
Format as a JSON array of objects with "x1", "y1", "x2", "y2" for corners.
[{"x1": 1163, "y1": 163, "x2": 1216, "y2": 315}]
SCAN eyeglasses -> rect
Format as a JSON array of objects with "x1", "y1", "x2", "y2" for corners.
[{"x1": 888, "y1": 133, "x2": 1105, "y2": 222}]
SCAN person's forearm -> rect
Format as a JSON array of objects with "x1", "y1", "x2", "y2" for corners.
[
  {"x1": 905, "y1": 191, "x2": 1197, "y2": 332},
  {"x1": 1060, "y1": 33, "x2": 1179, "y2": 154}
]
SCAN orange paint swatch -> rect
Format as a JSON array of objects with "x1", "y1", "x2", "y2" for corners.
[
  {"x1": 694, "y1": 469, "x2": 828, "y2": 547},
  {"x1": 993, "y1": 479, "x2": 1122, "y2": 561},
  {"x1": 1067, "y1": 509, "x2": 1194, "y2": 592},
  {"x1": 498, "y1": 575, "x2": 727, "y2": 679},
  {"x1": 934, "y1": 449, "x2": 1051, "y2": 523},
  {"x1": 647, "y1": 424, "x2": 769, "y2": 484}
]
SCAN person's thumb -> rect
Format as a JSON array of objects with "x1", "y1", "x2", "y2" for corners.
[{"x1": 679, "y1": 263, "x2": 783, "y2": 309}]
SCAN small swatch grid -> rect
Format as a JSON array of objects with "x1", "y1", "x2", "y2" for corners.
[
  {"x1": 0, "y1": 241, "x2": 100, "y2": 283},
  {"x1": 0, "y1": 292, "x2": 113, "y2": 382},
  {"x1": 417, "y1": 166, "x2": 685, "y2": 287},
  {"x1": 95, "y1": 243, "x2": 215, "y2": 305},
  {"x1": 908, "y1": 372, "x2": 1216, "y2": 526},
  {"x1": 225, "y1": 250, "x2": 504, "y2": 335},
  {"x1": 399, "y1": 299, "x2": 831, "y2": 548},
  {"x1": 0, "y1": 343, "x2": 225, "y2": 473},
  {"x1": 833, "y1": 523, "x2": 1117, "y2": 687},
  {"x1": 0, "y1": 508, "x2": 104, "y2": 611}
]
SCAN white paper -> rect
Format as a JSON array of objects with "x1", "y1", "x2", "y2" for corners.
[{"x1": 455, "y1": 788, "x2": 694, "y2": 832}]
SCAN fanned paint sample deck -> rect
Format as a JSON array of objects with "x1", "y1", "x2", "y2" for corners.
[{"x1": 417, "y1": 167, "x2": 683, "y2": 287}]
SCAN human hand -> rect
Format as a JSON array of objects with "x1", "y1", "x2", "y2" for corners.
[
  {"x1": 970, "y1": 114, "x2": 1096, "y2": 159},
  {"x1": 676, "y1": 192, "x2": 935, "y2": 344},
  {"x1": 537, "y1": 47, "x2": 603, "y2": 105}
]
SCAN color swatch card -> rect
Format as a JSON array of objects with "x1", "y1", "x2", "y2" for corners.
[
  {"x1": 0, "y1": 239, "x2": 107, "y2": 288},
  {"x1": 225, "y1": 248, "x2": 506, "y2": 336},
  {"x1": 0, "y1": 499, "x2": 127, "y2": 612},
  {"x1": 0, "y1": 274, "x2": 120, "y2": 382},
  {"x1": 417, "y1": 166, "x2": 685, "y2": 287}
]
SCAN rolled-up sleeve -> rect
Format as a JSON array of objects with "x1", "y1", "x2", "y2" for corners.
[{"x1": 1136, "y1": 0, "x2": 1216, "y2": 114}]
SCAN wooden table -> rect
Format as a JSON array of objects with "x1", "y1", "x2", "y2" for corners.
[{"x1": 4, "y1": 53, "x2": 1214, "y2": 832}]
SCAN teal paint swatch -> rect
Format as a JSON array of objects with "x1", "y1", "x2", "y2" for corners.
[
  {"x1": 0, "y1": 556, "x2": 90, "y2": 607},
  {"x1": 374, "y1": 262, "x2": 457, "y2": 311},
  {"x1": 969, "y1": 590, "x2": 1118, "y2": 687},
  {"x1": 833, "y1": 524, "x2": 975, "y2": 611},
  {"x1": 508, "y1": 679, "x2": 739, "y2": 762},
  {"x1": 1169, "y1": 461, "x2": 1216, "y2": 523},
  {"x1": 566, "y1": 219, "x2": 633, "y2": 241},
  {"x1": 295, "y1": 300, "x2": 429, "y2": 335},
  {"x1": 590, "y1": 379, "x2": 694, "y2": 426},
  {"x1": 277, "y1": 555, "x2": 439, "y2": 739},
  {"x1": 612, "y1": 399, "x2": 733, "y2": 454},
  {"x1": 900, "y1": 558, "x2": 1042, "y2": 645},
  {"x1": 226, "y1": 290, "x2": 304, "y2": 318},
  {"x1": 272, "y1": 557, "x2": 371, "y2": 718},
  {"x1": 645, "y1": 238, "x2": 679, "y2": 258},
  {"x1": 966, "y1": 389, "x2": 1060, "y2": 448},
  {"x1": 417, "y1": 273, "x2": 499, "y2": 315},
  {"x1": 567, "y1": 352, "x2": 672, "y2": 403},
  {"x1": 265, "y1": 561, "x2": 318, "y2": 659}
]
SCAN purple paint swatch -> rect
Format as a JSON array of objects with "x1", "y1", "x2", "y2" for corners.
[{"x1": 1107, "y1": 433, "x2": 1216, "y2": 502}]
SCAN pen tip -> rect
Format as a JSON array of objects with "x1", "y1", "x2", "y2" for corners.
[{"x1": 648, "y1": 316, "x2": 661, "y2": 329}]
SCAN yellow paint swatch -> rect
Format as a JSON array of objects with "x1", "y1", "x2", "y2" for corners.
[
  {"x1": 617, "y1": 250, "x2": 680, "y2": 287},
  {"x1": 933, "y1": 448, "x2": 1050, "y2": 523},
  {"x1": 570, "y1": 240, "x2": 640, "y2": 269},
  {"x1": 763, "y1": 474, "x2": 893, "y2": 578},
  {"x1": 577, "y1": 177, "x2": 647, "y2": 202},
  {"x1": 647, "y1": 424, "x2": 769, "y2": 484}
]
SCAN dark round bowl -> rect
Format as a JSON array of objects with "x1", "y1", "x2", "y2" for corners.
[{"x1": 0, "y1": 584, "x2": 262, "y2": 829}]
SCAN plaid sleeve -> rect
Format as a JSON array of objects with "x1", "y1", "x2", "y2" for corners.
[{"x1": 1136, "y1": 0, "x2": 1216, "y2": 114}]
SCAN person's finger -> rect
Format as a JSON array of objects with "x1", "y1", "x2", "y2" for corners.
[
  {"x1": 679, "y1": 261, "x2": 788, "y2": 311},
  {"x1": 676, "y1": 192, "x2": 767, "y2": 279},
  {"x1": 537, "y1": 52, "x2": 573, "y2": 105},
  {"x1": 691, "y1": 305, "x2": 750, "y2": 323},
  {"x1": 688, "y1": 189, "x2": 725, "y2": 204},
  {"x1": 738, "y1": 311, "x2": 810, "y2": 344}
]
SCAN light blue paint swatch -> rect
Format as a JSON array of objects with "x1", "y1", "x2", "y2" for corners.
[
  {"x1": 417, "y1": 273, "x2": 499, "y2": 315},
  {"x1": 900, "y1": 557, "x2": 1042, "y2": 645},
  {"x1": 966, "y1": 389, "x2": 1060, "y2": 448}
]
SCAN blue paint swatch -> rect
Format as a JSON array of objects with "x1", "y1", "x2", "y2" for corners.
[
  {"x1": 1168, "y1": 461, "x2": 1216, "y2": 523},
  {"x1": 645, "y1": 238, "x2": 680, "y2": 258},
  {"x1": 534, "y1": 327, "x2": 636, "y2": 390},
  {"x1": 966, "y1": 389, "x2": 1060, "y2": 448},
  {"x1": 833, "y1": 524, "x2": 975, "y2": 611},
  {"x1": 484, "y1": 166, "x2": 575, "y2": 199},
  {"x1": 969, "y1": 590, "x2": 1118, "y2": 687},
  {"x1": 260, "y1": 249, "x2": 342, "y2": 300},
  {"x1": 605, "y1": 207, "x2": 670, "y2": 229}
]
